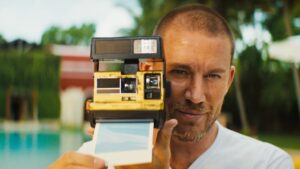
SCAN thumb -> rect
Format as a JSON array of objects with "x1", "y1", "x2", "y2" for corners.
[
  {"x1": 152, "y1": 119, "x2": 177, "y2": 169},
  {"x1": 156, "y1": 119, "x2": 178, "y2": 150}
]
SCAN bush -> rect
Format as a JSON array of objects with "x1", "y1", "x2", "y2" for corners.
[
  {"x1": 0, "y1": 49, "x2": 60, "y2": 120},
  {"x1": 38, "y1": 89, "x2": 60, "y2": 119}
]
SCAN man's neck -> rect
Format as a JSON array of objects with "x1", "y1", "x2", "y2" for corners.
[{"x1": 170, "y1": 122, "x2": 219, "y2": 169}]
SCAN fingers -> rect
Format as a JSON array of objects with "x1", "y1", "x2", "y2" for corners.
[
  {"x1": 150, "y1": 119, "x2": 177, "y2": 169},
  {"x1": 48, "y1": 151, "x2": 107, "y2": 169},
  {"x1": 87, "y1": 127, "x2": 95, "y2": 137},
  {"x1": 65, "y1": 152, "x2": 106, "y2": 168},
  {"x1": 156, "y1": 119, "x2": 178, "y2": 149}
]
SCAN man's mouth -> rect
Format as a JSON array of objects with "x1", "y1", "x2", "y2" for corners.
[{"x1": 175, "y1": 109, "x2": 207, "y2": 120}]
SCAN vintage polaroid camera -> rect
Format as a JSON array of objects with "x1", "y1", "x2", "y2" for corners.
[{"x1": 86, "y1": 36, "x2": 170, "y2": 128}]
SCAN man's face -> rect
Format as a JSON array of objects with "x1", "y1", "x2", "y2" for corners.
[{"x1": 163, "y1": 29, "x2": 235, "y2": 142}]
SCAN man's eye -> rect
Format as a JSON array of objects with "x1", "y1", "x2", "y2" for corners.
[
  {"x1": 205, "y1": 74, "x2": 221, "y2": 79},
  {"x1": 170, "y1": 69, "x2": 189, "y2": 77}
]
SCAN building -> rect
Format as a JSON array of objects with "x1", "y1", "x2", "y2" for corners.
[{"x1": 51, "y1": 44, "x2": 93, "y2": 127}]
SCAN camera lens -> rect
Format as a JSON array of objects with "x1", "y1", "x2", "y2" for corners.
[
  {"x1": 124, "y1": 82, "x2": 134, "y2": 91},
  {"x1": 145, "y1": 74, "x2": 160, "y2": 89},
  {"x1": 121, "y1": 78, "x2": 136, "y2": 93},
  {"x1": 149, "y1": 78, "x2": 158, "y2": 86}
]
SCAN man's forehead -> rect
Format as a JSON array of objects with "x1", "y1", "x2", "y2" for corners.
[
  {"x1": 163, "y1": 27, "x2": 229, "y2": 41},
  {"x1": 161, "y1": 26, "x2": 233, "y2": 60},
  {"x1": 162, "y1": 33, "x2": 232, "y2": 69}
]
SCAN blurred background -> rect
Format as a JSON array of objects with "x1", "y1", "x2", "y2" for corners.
[{"x1": 0, "y1": 0, "x2": 299, "y2": 168}]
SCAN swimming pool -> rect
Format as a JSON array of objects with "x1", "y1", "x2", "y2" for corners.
[{"x1": 0, "y1": 129, "x2": 90, "y2": 169}]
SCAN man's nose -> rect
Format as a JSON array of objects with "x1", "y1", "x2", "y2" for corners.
[{"x1": 184, "y1": 76, "x2": 206, "y2": 104}]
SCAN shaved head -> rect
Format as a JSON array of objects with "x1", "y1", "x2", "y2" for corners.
[{"x1": 153, "y1": 4, "x2": 235, "y2": 61}]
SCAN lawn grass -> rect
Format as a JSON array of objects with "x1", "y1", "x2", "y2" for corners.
[{"x1": 257, "y1": 133, "x2": 300, "y2": 150}]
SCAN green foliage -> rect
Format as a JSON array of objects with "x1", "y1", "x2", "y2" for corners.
[
  {"x1": 41, "y1": 23, "x2": 96, "y2": 45},
  {"x1": 0, "y1": 50, "x2": 60, "y2": 90},
  {"x1": 260, "y1": 61, "x2": 295, "y2": 111},
  {"x1": 265, "y1": 6, "x2": 288, "y2": 41},
  {"x1": 235, "y1": 45, "x2": 298, "y2": 131},
  {"x1": 239, "y1": 46, "x2": 263, "y2": 117},
  {"x1": 0, "y1": 50, "x2": 60, "y2": 119},
  {"x1": 258, "y1": 133, "x2": 300, "y2": 149},
  {"x1": 0, "y1": 34, "x2": 6, "y2": 44},
  {"x1": 119, "y1": 0, "x2": 198, "y2": 36},
  {"x1": 38, "y1": 89, "x2": 60, "y2": 119}
]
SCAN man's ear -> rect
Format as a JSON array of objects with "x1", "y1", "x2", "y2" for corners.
[{"x1": 227, "y1": 65, "x2": 235, "y2": 88}]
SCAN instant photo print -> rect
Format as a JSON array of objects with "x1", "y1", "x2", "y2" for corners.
[
  {"x1": 93, "y1": 120, "x2": 154, "y2": 165},
  {"x1": 86, "y1": 36, "x2": 170, "y2": 128}
]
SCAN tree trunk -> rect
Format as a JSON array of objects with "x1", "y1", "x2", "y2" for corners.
[
  {"x1": 32, "y1": 90, "x2": 38, "y2": 121},
  {"x1": 234, "y1": 71, "x2": 250, "y2": 134},
  {"x1": 283, "y1": 0, "x2": 300, "y2": 123},
  {"x1": 20, "y1": 97, "x2": 28, "y2": 120},
  {"x1": 5, "y1": 86, "x2": 11, "y2": 120}
]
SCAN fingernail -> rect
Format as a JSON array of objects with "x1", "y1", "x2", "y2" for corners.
[{"x1": 169, "y1": 119, "x2": 178, "y2": 125}]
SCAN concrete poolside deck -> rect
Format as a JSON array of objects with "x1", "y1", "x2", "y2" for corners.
[{"x1": 0, "y1": 120, "x2": 60, "y2": 132}]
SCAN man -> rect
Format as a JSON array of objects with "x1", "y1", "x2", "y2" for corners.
[{"x1": 49, "y1": 4, "x2": 294, "y2": 169}]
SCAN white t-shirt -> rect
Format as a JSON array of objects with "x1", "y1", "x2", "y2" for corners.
[
  {"x1": 188, "y1": 122, "x2": 294, "y2": 169},
  {"x1": 78, "y1": 122, "x2": 294, "y2": 169}
]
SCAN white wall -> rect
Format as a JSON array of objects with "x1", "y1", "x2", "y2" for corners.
[{"x1": 60, "y1": 87, "x2": 85, "y2": 128}]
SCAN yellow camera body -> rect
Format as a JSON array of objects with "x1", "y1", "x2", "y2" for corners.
[
  {"x1": 87, "y1": 36, "x2": 169, "y2": 128},
  {"x1": 91, "y1": 71, "x2": 164, "y2": 110}
]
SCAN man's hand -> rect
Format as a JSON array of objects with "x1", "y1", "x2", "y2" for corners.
[
  {"x1": 87, "y1": 127, "x2": 95, "y2": 137},
  {"x1": 48, "y1": 151, "x2": 107, "y2": 169},
  {"x1": 151, "y1": 119, "x2": 178, "y2": 168},
  {"x1": 116, "y1": 119, "x2": 178, "y2": 169}
]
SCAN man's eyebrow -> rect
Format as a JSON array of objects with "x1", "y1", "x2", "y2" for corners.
[
  {"x1": 207, "y1": 68, "x2": 226, "y2": 74},
  {"x1": 169, "y1": 63, "x2": 227, "y2": 74},
  {"x1": 168, "y1": 63, "x2": 191, "y2": 70}
]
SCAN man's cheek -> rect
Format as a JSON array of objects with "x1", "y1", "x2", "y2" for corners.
[{"x1": 170, "y1": 82, "x2": 186, "y2": 98}]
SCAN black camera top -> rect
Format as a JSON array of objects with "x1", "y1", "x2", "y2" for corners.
[{"x1": 91, "y1": 36, "x2": 163, "y2": 60}]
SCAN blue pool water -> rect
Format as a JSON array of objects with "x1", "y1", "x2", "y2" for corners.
[{"x1": 0, "y1": 129, "x2": 90, "y2": 169}]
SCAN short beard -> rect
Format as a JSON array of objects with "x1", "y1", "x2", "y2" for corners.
[
  {"x1": 172, "y1": 116, "x2": 216, "y2": 143},
  {"x1": 167, "y1": 100, "x2": 217, "y2": 143}
]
